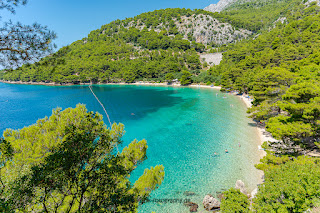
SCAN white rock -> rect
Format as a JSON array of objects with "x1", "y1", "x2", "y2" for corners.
[
  {"x1": 203, "y1": 194, "x2": 221, "y2": 210},
  {"x1": 235, "y1": 180, "x2": 247, "y2": 195}
]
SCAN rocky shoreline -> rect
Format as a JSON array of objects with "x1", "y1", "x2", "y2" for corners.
[{"x1": 185, "y1": 180, "x2": 257, "y2": 212}]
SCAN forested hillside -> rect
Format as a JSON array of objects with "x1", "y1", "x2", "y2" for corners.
[
  {"x1": 206, "y1": 0, "x2": 300, "y2": 31},
  {"x1": 0, "y1": 5, "x2": 288, "y2": 85},
  {"x1": 211, "y1": 1, "x2": 320, "y2": 152},
  {"x1": 0, "y1": 8, "x2": 242, "y2": 84},
  {"x1": 217, "y1": 0, "x2": 298, "y2": 31},
  {"x1": 209, "y1": 2, "x2": 320, "y2": 212}
]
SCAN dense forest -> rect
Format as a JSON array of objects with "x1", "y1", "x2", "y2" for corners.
[
  {"x1": 0, "y1": 9, "x2": 213, "y2": 84},
  {"x1": 217, "y1": 0, "x2": 300, "y2": 31},
  {"x1": 0, "y1": 5, "x2": 296, "y2": 85},
  {"x1": 213, "y1": 1, "x2": 320, "y2": 212},
  {"x1": 2, "y1": 0, "x2": 320, "y2": 212},
  {"x1": 212, "y1": 1, "x2": 320, "y2": 152}
]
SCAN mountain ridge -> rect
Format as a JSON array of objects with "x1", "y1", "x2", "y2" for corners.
[{"x1": 204, "y1": 0, "x2": 237, "y2": 12}]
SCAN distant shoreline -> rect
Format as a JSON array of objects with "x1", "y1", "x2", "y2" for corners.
[{"x1": 0, "y1": 79, "x2": 222, "y2": 89}]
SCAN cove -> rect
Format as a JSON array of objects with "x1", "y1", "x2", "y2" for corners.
[{"x1": 0, "y1": 82, "x2": 263, "y2": 212}]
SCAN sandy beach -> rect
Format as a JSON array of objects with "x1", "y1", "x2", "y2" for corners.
[{"x1": 235, "y1": 93, "x2": 279, "y2": 158}]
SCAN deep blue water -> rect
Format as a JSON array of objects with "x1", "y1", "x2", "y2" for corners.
[{"x1": 0, "y1": 83, "x2": 263, "y2": 212}]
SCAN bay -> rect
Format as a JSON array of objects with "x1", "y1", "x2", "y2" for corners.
[{"x1": 0, "y1": 82, "x2": 263, "y2": 212}]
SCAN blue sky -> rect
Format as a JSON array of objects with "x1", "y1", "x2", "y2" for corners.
[{"x1": 2, "y1": 0, "x2": 217, "y2": 49}]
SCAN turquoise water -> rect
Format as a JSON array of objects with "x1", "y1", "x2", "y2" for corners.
[{"x1": 0, "y1": 83, "x2": 263, "y2": 213}]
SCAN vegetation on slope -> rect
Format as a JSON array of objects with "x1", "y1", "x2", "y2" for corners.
[
  {"x1": 0, "y1": 6, "x2": 281, "y2": 84},
  {"x1": 218, "y1": 0, "x2": 300, "y2": 31},
  {"x1": 214, "y1": 2, "x2": 320, "y2": 212},
  {"x1": 210, "y1": 2, "x2": 320, "y2": 152},
  {"x1": 0, "y1": 9, "x2": 216, "y2": 84},
  {"x1": 0, "y1": 30, "x2": 202, "y2": 84},
  {"x1": 0, "y1": 1, "x2": 303, "y2": 83}
]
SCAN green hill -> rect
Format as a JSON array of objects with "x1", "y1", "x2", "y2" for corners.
[
  {"x1": 0, "y1": 5, "x2": 290, "y2": 85},
  {"x1": 0, "y1": 9, "x2": 237, "y2": 84}
]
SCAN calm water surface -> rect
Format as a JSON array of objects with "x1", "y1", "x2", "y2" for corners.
[{"x1": 0, "y1": 83, "x2": 263, "y2": 213}]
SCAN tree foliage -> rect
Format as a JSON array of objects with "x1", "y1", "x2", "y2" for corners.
[
  {"x1": 0, "y1": 0, "x2": 56, "y2": 68},
  {"x1": 0, "y1": 0, "x2": 26, "y2": 14},
  {"x1": 217, "y1": 0, "x2": 300, "y2": 32},
  {"x1": 220, "y1": 188, "x2": 250, "y2": 213},
  {"x1": 254, "y1": 156, "x2": 320, "y2": 213},
  {"x1": 180, "y1": 70, "x2": 192, "y2": 85},
  {"x1": 0, "y1": 104, "x2": 164, "y2": 212}
]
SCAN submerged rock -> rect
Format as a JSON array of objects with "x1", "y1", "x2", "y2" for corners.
[
  {"x1": 184, "y1": 202, "x2": 199, "y2": 212},
  {"x1": 203, "y1": 194, "x2": 220, "y2": 210},
  {"x1": 235, "y1": 180, "x2": 247, "y2": 195},
  {"x1": 184, "y1": 191, "x2": 196, "y2": 196}
]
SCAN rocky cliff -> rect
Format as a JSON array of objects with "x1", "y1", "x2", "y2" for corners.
[
  {"x1": 176, "y1": 14, "x2": 251, "y2": 45},
  {"x1": 126, "y1": 13, "x2": 251, "y2": 45}
]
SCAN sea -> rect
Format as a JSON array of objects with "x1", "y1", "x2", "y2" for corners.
[{"x1": 0, "y1": 82, "x2": 263, "y2": 212}]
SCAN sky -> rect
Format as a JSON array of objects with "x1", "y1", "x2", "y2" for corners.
[{"x1": 2, "y1": 0, "x2": 218, "y2": 50}]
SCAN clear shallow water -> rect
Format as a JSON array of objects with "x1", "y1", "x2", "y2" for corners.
[{"x1": 0, "y1": 83, "x2": 263, "y2": 213}]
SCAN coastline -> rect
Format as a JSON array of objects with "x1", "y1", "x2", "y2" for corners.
[
  {"x1": 0, "y1": 80, "x2": 222, "y2": 90},
  {"x1": 1, "y1": 80, "x2": 269, "y2": 189},
  {"x1": 0, "y1": 79, "x2": 271, "y2": 146},
  {"x1": 0, "y1": 80, "x2": 270, "y2": 156},
  {"x1": 234, "y1": 93, "x2": 271, "y2": 158}
]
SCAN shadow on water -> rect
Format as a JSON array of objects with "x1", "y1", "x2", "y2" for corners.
[
  {"x1": 90, "y1": 85, "x2": 184, "y2": 123},
  {"x1": 248, "y1": 122, "x2": 257, "y2": 127},
  {"x1": 0, "y1": 83, "x2": 184, "y2": 134}
]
